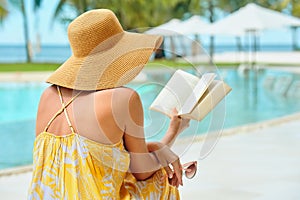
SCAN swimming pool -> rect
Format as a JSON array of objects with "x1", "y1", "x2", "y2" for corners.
[{"x1": 1, "y1": 68, "x2": 300, "y2": 169}]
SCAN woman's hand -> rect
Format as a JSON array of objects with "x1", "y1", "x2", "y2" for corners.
[
  {"x1": 169, "y1": 108, "x2": 190, "y2": 135},
  {"x1": 161, "y1": 108, "x2": 190, "y2": 146},
  {"x1": 147, "y1": 142, "x2": 183, "y2": 187}
]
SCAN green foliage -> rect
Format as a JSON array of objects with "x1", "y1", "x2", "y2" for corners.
[
  {"x1": 34, "y1": 0, "x2": 204, "y2": 30},
  {"x1": 0, "y1": 0, "x2": 8, "y2": 24},
  {"x1": 0, "y1": 61, "x2": 237, "y2": 72},
  {"x1": 2, "y1": 61, "x2": 300, "y2": 72},
  {"x1": 33, "y1": 0, "x2": 300, "y2": 30},
  {"x1": 278, "y1": 0, "x2": 300, "y2": 17},
  {"x1": 0, "y1": 61, "x2": 189, "y2": 72},
  {"x1": 0, "y1": 63, "x2": 61, "y2": 71},
  {"x1": 94, "y1": 0, "x2": 180, "y2": 29},
  {"x1": 211, "y1": 0, "x2": 300, "y2": 16}
]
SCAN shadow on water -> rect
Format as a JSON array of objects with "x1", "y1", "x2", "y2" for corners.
[{"x1": 240, "y1": 65, "x2": 263, "y2": 109}]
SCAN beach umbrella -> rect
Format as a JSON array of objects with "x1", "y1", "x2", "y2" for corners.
[
  {"x1": 206, "y1": 3, "x2": 300, "y2": 106},
  {"x1": 145, "y1": 19, "x2": 182, "y2": 36},
  {"x1": 177, "y1": 15, "x2": 210, "y2": 35},
  {"x1": 146, "y1": 17, "x2": 211, "y2": 59},
  {"x1": 207, "y1": 3, "x2": 300, "y2": 63},
  {"x1": 178, "y1": 15, "x2": 211, "y2": 58},
  {"x1": 146, "y1": 19, "x2": 183, "y2": 59},
  {"x1": 207, "y1": 3, "x2": 300, "y2": 36},
  {"x1": 175, "y1": 15, "x2": 211, "y2": 58}
]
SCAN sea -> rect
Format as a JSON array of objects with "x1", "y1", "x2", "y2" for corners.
[{"x1": 0, "y1": 44, "x2": 294, "y2": 63}]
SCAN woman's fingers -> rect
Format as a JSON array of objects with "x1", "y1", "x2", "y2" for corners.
[
  {"x1": 171, "y1": 176, "x2": 178, "y2": 187},
  {"x1": 171, "y1": 174, "x2": 180, "y2": 187},
  {"x1": 169, "y1": 107, "x2": 191, "y2": 134},
  {"x1": 168, "y1": 175, "x2": 177, "y2": 187},
  {"x1": 170, "y1": 159, "x2": 183, "y2": 186},
  {"x1": 164, "y1": 165, "x2": 174, "y2": 179},
  {"x1": 152, "y1": 144, "x2": 183, "y2": 187},
  {"x1": 171, "y1": 108, "x2": 179, "y2": 116},
  {"x1": 163, "y1": 167, "x2": 178, "y2": 187},
  {"x1": 180, "y1": 118, "x2": 190, "y2": 130},
  {"x1": 182, "y1": 118, "x2": 190, "y2": 126}
]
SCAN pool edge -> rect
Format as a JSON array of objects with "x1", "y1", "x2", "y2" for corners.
[
  {"x1": 0, "y1": 165, "x2": 32, "y2": 177},
  {"x1": 1, "y1": 111, "x2": 300, "y2": 177},
  {"x1": 178, "y1": 111, "x2": 300, "y2": 144}
]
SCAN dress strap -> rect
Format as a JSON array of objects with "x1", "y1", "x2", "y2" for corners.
[{"x1": 44, "y1": 86, "x2": 82, "y2": 133}]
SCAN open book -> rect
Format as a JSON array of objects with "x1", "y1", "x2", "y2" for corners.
[{"x1": 149, "y1": 70, "x2": 232, "y2": 121}]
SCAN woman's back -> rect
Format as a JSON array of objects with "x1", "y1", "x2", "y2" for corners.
[
  {"x1": 28, "y1": 85, "x2": 180, "y2": 200},
  {"x1": 29, "y1": 86, "x2": 130, "y2": 199},
  {"x1": 35, "y1": 85, "x2": 130, "y2": 144}
]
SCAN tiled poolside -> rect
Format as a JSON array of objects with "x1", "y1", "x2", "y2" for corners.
[{"x1": 1, "y1": 113, "x2": 300, "y2": 200}]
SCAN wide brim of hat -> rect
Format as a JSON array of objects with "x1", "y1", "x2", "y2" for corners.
[{"x1": 46, "y1": 32, "x2": 162, "y2": 91}]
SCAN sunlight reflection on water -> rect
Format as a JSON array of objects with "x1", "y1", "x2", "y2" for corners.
[{"x1": 1, "y1": 68, "x2": 300, "y2": 169}]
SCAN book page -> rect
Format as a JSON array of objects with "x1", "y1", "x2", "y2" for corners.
[
  {"x1": 149, "y1": 70, "x2": 199, "y2": 117},
  {"x1": 181, "y1": 80, "x2": 232, "y2": 121},
  {"x1": 179, "y1": 73, "x2": 216, "y2": 115}
]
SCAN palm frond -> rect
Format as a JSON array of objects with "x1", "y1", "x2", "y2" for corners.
[{"x1": 0, "y1": 0, "x2": 8, "y2": 23}]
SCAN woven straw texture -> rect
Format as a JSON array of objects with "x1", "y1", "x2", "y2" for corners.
[{"x1": 47, "y1": 9, "x2": 162, "y2": 91}]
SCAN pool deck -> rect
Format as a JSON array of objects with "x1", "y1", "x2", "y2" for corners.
[
  {"x1": 0, "y1": 71, "x2": 52, "y2": 82},
  {"x1": 0, "y1": 51, "x2": 300, "y2": 83},
  {"x1": 0, "y1": 59, "x2": 299, "y2": 199},
  {"x1": 0, "y1": 112, "x2": 300, "y2": 199},
  {"x1": 185, "y1": 51, "x2": 300, "y2": 66},
  {"x1": 178, "y1": 113, "x2": 300, "y2": 200},
  {"x1": 214, "y1": 51, "x2": 300, "y2": 65}
]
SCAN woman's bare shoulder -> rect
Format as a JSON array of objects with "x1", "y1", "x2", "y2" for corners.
[
  {"x1": 111, "y1": 86, "x2": 138, "y2": 95},
  {"x1": 39, "y1": 85, "x2": 56, "y2": 102},
  {"x1": 95, "y1": 86, "x2": 140, "y2": 102}
]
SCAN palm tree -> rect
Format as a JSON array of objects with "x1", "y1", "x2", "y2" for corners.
[
  {"x1": 113, "y1": 0, "x2": 184, "y2": 30},
  {"x1": 34, "y1": 0, "x2": 191, "y2": 61},
  {"x1": 289, "y1": 0, "x2": 300, "y2": 18},
  {"x1": 0, "y1": 0, "x2": 8, "y2": 24},
  {"x1": 9, "y1": 0, "x2": 31, "y2": 62},
  {"x1": 33, "y1": 0, "x2": 101, "y2": 61},
  {"x1": 52, "y1": 0, "x2": 92, "y2": 24},
  {"x1": 34, "y1": 0, "x2": 186, "y2": 30}
]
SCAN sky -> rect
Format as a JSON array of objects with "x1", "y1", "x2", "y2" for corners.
[
  {"x1": 0, "y1": 0, "x2": 68, "y2": 45},
  {"x1": 0, "y1": 0, "x2": 298, "y2": 46}
]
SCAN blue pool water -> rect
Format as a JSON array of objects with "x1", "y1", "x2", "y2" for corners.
[{"x1": 1, "y1": 68, "x2": 300, "y2": 169}]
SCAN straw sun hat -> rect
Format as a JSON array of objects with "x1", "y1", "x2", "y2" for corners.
[{"x1": 46, "y1": 9, "x2": 162, "y2": 91}]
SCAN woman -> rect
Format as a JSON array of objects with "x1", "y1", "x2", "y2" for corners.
[{"x1": 28, "y1": 9, "x2": 192, "y2": 199}]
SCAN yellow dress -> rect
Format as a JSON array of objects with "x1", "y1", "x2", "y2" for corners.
[{"x1": 27, "y1": 87, "x2": 180, "y2": 200}]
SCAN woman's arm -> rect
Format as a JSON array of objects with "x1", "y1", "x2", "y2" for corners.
[
  {"x1": 146, "y1": 110, "x2": 190, "y2": 187},
  {"x1": 122, "y1": 89, "x2": 182, "y2": 183},
  {"x1": 160, "y1": 109, "x2": 190, "y2": 147}
]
